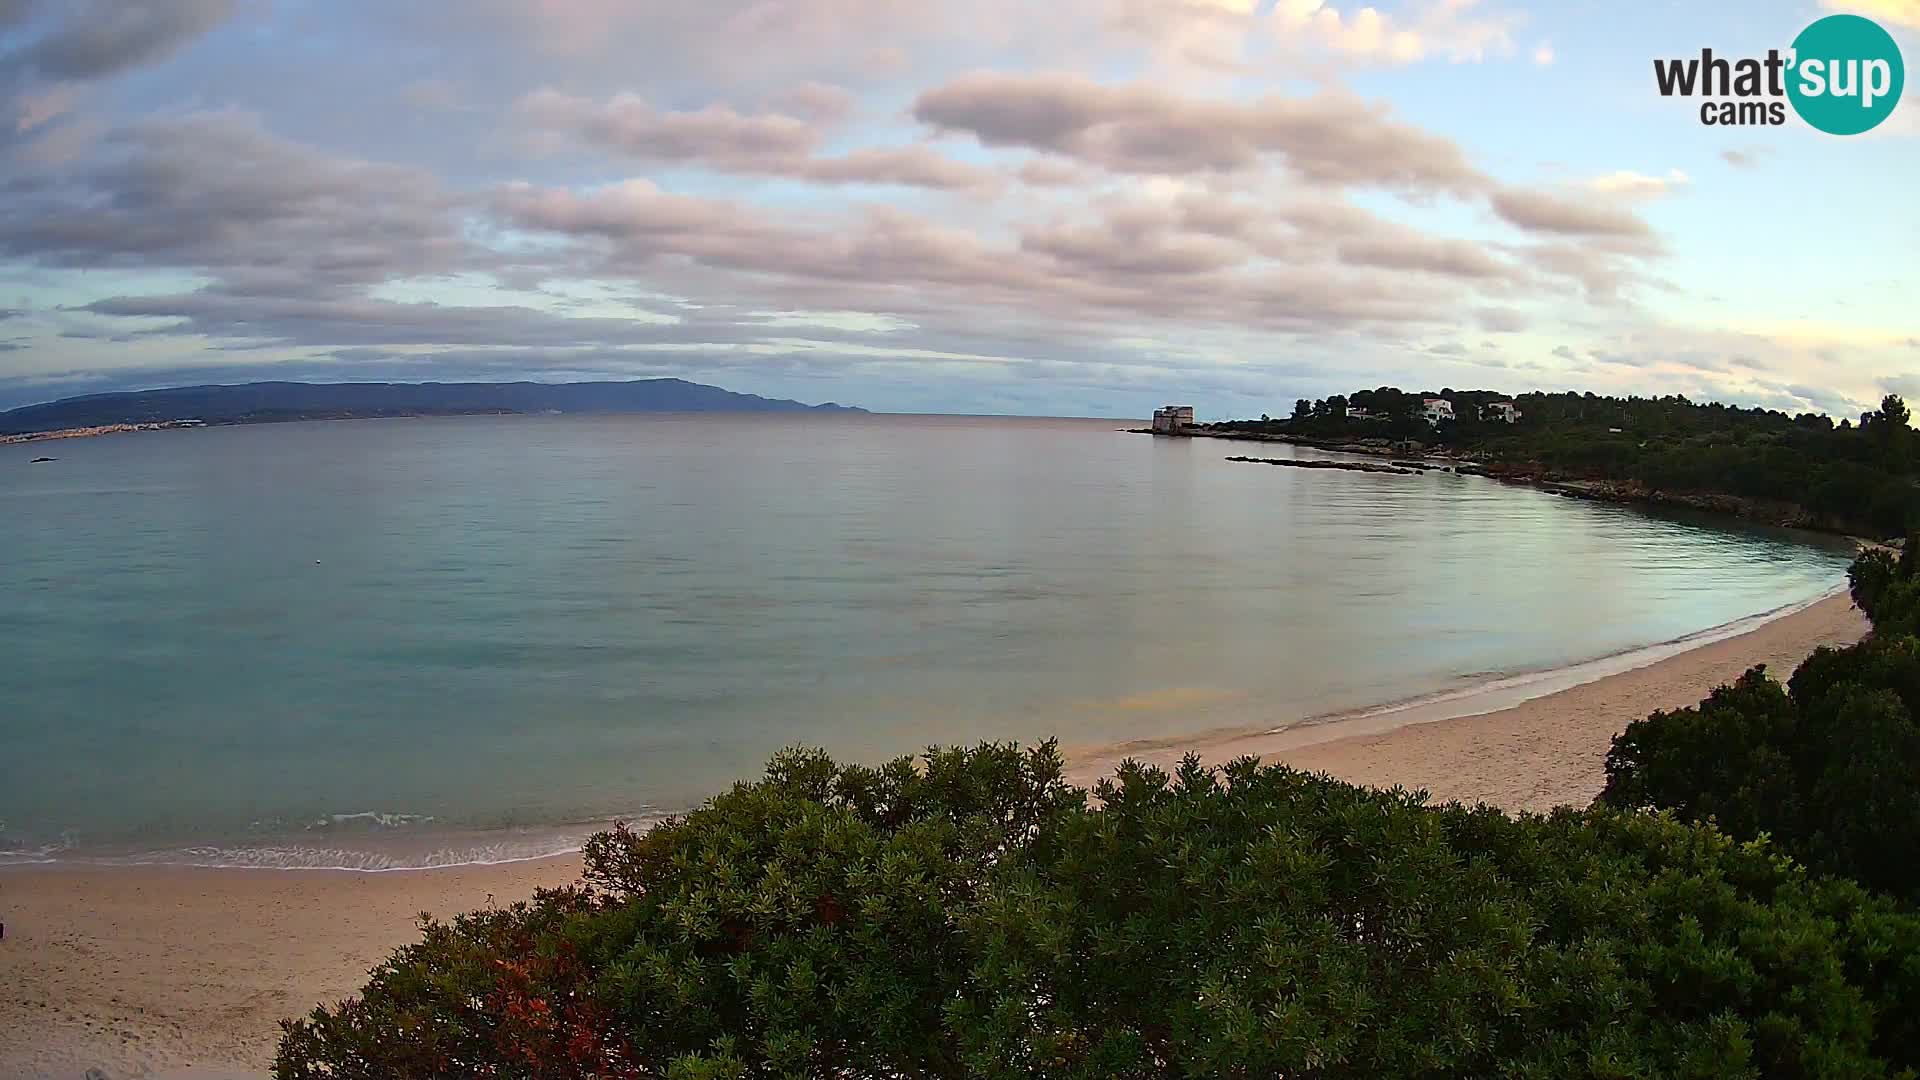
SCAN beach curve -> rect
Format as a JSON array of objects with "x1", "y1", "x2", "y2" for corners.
[{"x1": 0, "y1": 589, "x2": 1871, "y2": 1078}]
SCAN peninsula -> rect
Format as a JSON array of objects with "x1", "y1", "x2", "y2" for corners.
[{"x1": 1163, "y1": 387, "x2": 1919, "y2": 540}]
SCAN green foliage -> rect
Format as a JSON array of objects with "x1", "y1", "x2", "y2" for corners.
[
  {"x1": 1601, "y1": 546, "x2": 1920, "y2": 906},
  {"x1": 278, "y1": 743, "x2": 1920, "y2": 1078},
  {"x1": 1217, "y1": 388, "x2": 1920, "y2": 537}
]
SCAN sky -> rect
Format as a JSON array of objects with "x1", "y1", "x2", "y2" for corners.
[{"x1": 0, "y1": 0, "x2": 1915, "y2": 418}]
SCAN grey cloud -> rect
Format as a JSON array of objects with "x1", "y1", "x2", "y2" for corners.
[
  {"x1": 802, "y1": 146, "x2": 998, "y2": 190},
  {"x1": 3, "y1": 0, "x2": 235, "y2": 82},
  {"x1": 520, "y1": 89, "x2": 817, "y2": 162},
  {"x1": 1510, "y1": 242, "x2": 1648, "y2": 298},
  {"x1": 1476, "y1": 307, "x2": 1528, "y2": 332},
  {"x1": 1552, "y1": 345, "x2": 1577, "y2": 360},
  {"x1": 1336, "y1": 233, "x2": 1514, "y2": 279},
  {"x1": 766, "y1": 81, "x2": 856, "y2": 124},
  {"x1": 1019, "y1": 217, "x2": 1247, "y2": 277},
  {"x1": 519, "y1": 88, "x2": 997, "y2": 191},
  {"x1": 77, "y1": 289, "x2": 931, "y2": 353},
  {"x1": 1490, "y1": 187, "x2": 1651, "y2": 238},
  {"x1": 0, "y1": 111, "x2": 466, "y2": 288},
  {"x1": 491, "y1": 179, "x2": 1479, "y2": 335},
  {"x1": 1883, "y1": 374, "x2": 1920, "y2": 397},
  {"x1": 912, "y1": 72, "x2": 1486, "y2": 193},
  {"x1": 1016, "y1": 157, "x2": 1092, "y2": 186},
  {"x1": 1720, "y1": 148, "x2": 1760, "y2": 169}
]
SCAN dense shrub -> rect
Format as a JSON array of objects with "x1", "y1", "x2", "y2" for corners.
[
  {"x1": 1601, "y1": 544, "x2": 1920, "y2": 905},
  {"x1": 278, "y1": 744, "x2": 1920, "y2": 1078}
]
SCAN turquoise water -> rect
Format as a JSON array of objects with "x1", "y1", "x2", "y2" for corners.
[{"x1": 0, "y1": 414, "x2": 1852, "y2": 867}]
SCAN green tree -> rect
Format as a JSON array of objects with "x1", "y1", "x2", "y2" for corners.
[
  {"x1": 280, "y1": 744, "x2": 1920, "y2": 1078},
  {"x1": 1601, "y1": 545, "x2": 1920, "y2": 904}
]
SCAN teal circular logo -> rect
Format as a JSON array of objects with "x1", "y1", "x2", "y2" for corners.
[{"x1": 1788, "y1": 14, "x2": 1904, "y2": 135}]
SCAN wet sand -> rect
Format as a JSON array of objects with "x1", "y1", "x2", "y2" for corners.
[{"x1": 0, "y1": 592, "x2": 1868, "y2": 1078}]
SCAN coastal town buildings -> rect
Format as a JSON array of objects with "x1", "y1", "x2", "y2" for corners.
[
  {"x1": 1151, "y1": 405, "x2": 1195, "y2": 434},
  {"x1": 1345, "y1": 406, "x2": 1381, "y2": 421},
  {"x1": 1481, "y1": 400, "x2": 1522, "y2": 423},
  {"x1": 1420, "y1": 397, "x2": 1455, "y2": 425}
]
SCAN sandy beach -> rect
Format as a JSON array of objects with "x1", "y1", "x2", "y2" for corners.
[{"x1": 0, "y1": 592, "x2": 1869, "y2": 1079}]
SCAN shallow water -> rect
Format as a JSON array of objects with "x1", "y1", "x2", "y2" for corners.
[{"x1": 0, "y1": 413, "x2": 1853, "y2": 867}]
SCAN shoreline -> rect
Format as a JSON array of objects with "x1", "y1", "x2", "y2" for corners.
[
  {"x1": 1142, "y1": 425, "x2": 1856, "y2": 538},
  {"x1": 0, "y1": 591, "x2": 1871, "y2": 1077},
  {"x1": 1, "y1": 585, "x2": 1846, "y2": 875},
  {"x1": 1066, "y1": 590, "x2": 1866, "y2": 811}
]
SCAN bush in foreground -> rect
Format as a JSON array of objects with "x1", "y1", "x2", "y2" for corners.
[
  {"x1": 277, "y1": 743, "x2": 1920, "y2": 1079},
  {"x1": 1600, "y1": 543, "x2": 1920, "y2": 905}
]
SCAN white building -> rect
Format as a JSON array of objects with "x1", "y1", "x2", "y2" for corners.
[
  {"x1": 1346, "y1": 406, "x2": 1380, "y2": 421},
  {"x1": 1420, "y1": 397, "x2": 1455, "y2": 425},
  {"x1": 1481, "y1": 400, "x2": 1522, "y2": 423},
  {"x1": 1151, "y1": 405, "x2": 1195, "y2": 434}
]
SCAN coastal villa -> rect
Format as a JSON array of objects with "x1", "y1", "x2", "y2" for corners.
[
  {"x1": 1345, "y1": 406, "x2": 1381, "y2": 421},
  {"x1": 1481, "y1": 400, "x2": 1522, "y2": 423},
  {"x1": 1420, "y1": 397, "x2": 1455, "y2": 425},
  {"x1": 1151, "y1": 405, "x2": 1196, "y2": 434}
]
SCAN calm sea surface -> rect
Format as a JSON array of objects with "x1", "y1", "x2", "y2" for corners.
[{"x1": 0, "y1": 414, "x2": 1853, "y2": 867}]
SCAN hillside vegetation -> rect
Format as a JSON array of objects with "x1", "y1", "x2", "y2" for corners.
[{"x1": 1214, "y1": 390, "x2": 1919, "y2": 537}]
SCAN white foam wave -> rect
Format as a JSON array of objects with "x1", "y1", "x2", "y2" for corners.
[{"x1": 305, "y1": 811, "x2": 438, "y2": 831}]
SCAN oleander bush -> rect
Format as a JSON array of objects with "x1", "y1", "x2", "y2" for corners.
[
  {"x1": 276, "y1": 742, "x2": 1920, "y2": 1079},
  {"x1": 1600, "y1": 543, "x2": 1920, "y2": 905}
]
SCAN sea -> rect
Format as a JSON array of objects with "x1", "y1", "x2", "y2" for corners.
[{"x1": 0, "y1": 413, "x2": 1855, "y2": 869}]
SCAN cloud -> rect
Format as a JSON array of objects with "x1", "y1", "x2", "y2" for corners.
[
  {"x1": 2, "y1": 0, "x2": 236, "y2": 82},
  {"x1": 0, "y1": 111, "x2": 465, "y2": 290},
  {"x1": 1821, "y1": 0, "x2": 1920, "y2": 30},
  {"x1": 0, "y1": 0, "x2": 36, "y2": 31},
  {"x1": 1491, "y1": 187, "x2": 1654, "y2": 238},
  {"x1": 519, "y1": 88, "x2": 997, "y2": 190},
  {"x1": 1532, "y1": 42, "x2": 1554, "y2": 66},
  {"x1": 766, "y1": 81, "x2": 856, "y2": 124},
  {"x1": 1269, "y1": 0, "x2": 1523, "y2": 65},
  {"x1": 912, "y1": 72, "x2": 1486, "y2": 192},
  {"x1": 1477, "y1": 307, "x2": 1528, "y2": 332},
  {"x1": 1336, "y1": 231, "x2": 1517, "y2": 278},
  {"x1": 1720, "y1": 148, "x2": 1762, "y2": 169},
  {"x1": 1272, "y1": 1, "x2": 1424, "y2": 63},
  {"x1": 1585, "y1": 169, "x2": 1688, "y2": 199}
]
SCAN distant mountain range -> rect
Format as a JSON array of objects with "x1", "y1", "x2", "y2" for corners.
[{"x1": 0, "y1": 379, "x2": 867, "y2": 435}]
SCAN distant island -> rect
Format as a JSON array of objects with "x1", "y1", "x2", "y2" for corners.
[{"x1": 0, "y1": 378, "x2": 867, "y2": 441}]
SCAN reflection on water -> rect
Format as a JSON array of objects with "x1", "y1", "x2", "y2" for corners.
[{"x1": 0, "y1": 413, "x2": 1852, "y2": 864}]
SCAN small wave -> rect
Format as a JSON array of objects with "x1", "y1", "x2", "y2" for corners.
[
  {"x1": 0, "y1": 829, "x2": 78, "y2": 866},
  {"x1": 105, "y1": 839, "x2": 589, "y2": 872},
  {"x1": 1286, "y1": 581, "x2": 1849, "y2": 733},
  {"x1": 305, "y1": 811, "x2": 438, "y2": 831},
  {"x1": 0, "y1": 811, "x2": 675, "y2": 874}
]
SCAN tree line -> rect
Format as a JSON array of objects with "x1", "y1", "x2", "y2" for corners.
[{"x1": 1221, "y1": 388, "x2": 1919, "y2": 538}]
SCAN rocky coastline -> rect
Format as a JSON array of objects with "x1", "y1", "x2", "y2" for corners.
[{"x1": 1137, "y1": 425, "x2": 1831, "y2": 533}]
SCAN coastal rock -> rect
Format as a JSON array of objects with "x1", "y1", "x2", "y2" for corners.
[
  {"x1": 1226, "y1": 455, "x2": 1417, "y2": 476},
  {"x1": 29, "y1": 456, "x2": 55, "y2": 463}
]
